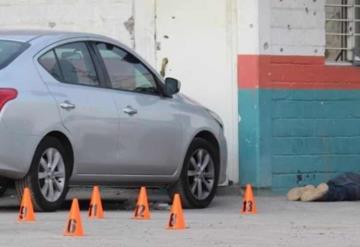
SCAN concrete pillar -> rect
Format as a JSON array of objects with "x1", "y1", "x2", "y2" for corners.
[{"x1": 237, "y1": 0, "x2": 272, "y2": 187}]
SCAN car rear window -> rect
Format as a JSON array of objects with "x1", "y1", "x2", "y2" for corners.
[{"x1": 0, "y1": 40, "x2": 29, "y2": 70}]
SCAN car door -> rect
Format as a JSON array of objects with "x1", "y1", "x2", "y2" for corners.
[
  {"x1": 37, "y1": 41, "x2": 120, "y2": 176},
  {"x1": 93, "y1": 42, "x2": 184, "y2": 176}
]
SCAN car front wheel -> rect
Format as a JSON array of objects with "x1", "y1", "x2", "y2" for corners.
[
  {"x1": 15, "y1": 137, "x2": 70, "y2": 212},
  {"x1": 168, "y1": 137, "x2": 219, "y2": 208}
]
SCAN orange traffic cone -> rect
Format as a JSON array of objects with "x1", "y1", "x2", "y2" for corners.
[
  {"x1": 133, "y1": 186, "x2": 151, "y2": 220},
  {"x1": 88, "y1": 186, "x2": 104, "y2": 219},
  {"x1": 64, "y1": 198, "x2": 84, "y2": 237},
  {"x1": 17, "y1": 187, "x2": 35, "y2": 222},
  {"x1": 167, "y1": 193, "x2": 186, "y2": 230},
  {"x1": 241, "y1": 184, "x2": 257, "y2": 214}
]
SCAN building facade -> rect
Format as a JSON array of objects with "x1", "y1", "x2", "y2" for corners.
[
  {"x1": 239, "y1": 0, "x2": 360, "y2": 190},
  {"x1": 2, "y1": 0, "x2": 360, "y2": 190}
]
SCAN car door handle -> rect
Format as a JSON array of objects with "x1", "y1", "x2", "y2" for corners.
[
  {"x1": 60, "y1": 101, "x2": 76, "y2": 110},
  {"x1": 123, "y1": 105, "x2": 138, "y2": 116}
]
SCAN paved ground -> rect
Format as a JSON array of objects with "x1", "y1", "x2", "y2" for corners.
[{"x1": 0, "y1": 187, "x2": 359, "y2": 247}]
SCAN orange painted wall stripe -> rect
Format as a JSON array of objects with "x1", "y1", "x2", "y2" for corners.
[
  {"x1": 238, "y1": 55, "x2": 260, "y2": 88},
  {"x1": 238, "y1": 55, "x2": 360, "y2": 89}
]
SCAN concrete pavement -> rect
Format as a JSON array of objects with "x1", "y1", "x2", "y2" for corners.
[{"x1": 0, "y1": 187, "x2": 359, "y2": 247}]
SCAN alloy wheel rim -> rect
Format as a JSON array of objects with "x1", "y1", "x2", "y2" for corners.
[
  {"x1": 187, "y1": 148, "x2": 215, "y2": 200},
  {"x1": 38, "y1": 148, "x2": 65, "y2": 202}
]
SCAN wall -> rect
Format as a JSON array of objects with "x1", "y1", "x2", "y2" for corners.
[
  {"x1": 155, "y1": 0, "x2": 239, "y2": 182},
  {"x1": 238, "y1": 0, "x2": 360, "y2": 189},
  {"x1": 0, "y1": 0, "x2": 134, "y2": 45},
  {"x1": 0, "y1": 0, "x2": 157, "y2": 63},
  {"x1": 238, "y1": 0, "x2": 272, "y2": 187}
]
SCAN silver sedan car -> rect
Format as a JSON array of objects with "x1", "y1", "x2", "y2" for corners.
[{"x1": 0, "y1": 30, "x2": 227, "y2": 211}]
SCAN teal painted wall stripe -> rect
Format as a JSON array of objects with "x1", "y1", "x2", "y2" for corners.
[
  {"x1": 238, "y1": 90, "x2": 272, "y2": 187},
  {"x1": 239, "y1": 89, "x2": 360, "y2": 189},
  {"x1": 238, "y1": 90, "x2": 260, "y2": 186}
]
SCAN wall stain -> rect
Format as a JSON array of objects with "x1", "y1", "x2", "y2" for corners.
[
  {"x1": 124, "y1": 16, "x2": 135, "y2": 48},
  {"x1": 48, "y1": 22, "x2": 56, "y2": 28}
]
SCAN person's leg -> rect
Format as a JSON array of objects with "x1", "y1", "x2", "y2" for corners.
[
  {"x1": 321, "y1": 172, "x2": 360, "y2": 201},
  {"x1": 288, "y1": 172, "x2": 360, "y2": 202},
  {"x1": 321, "y1": 182, "x2": 346, "y2": 201}
]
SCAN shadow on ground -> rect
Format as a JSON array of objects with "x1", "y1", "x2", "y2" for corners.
[{"x1": 0, "y1": 187, "x2": 172, "y2": 212}]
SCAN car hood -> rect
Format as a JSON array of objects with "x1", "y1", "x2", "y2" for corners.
[
  {"x1": 175, "y1": 93, "x2": 224, "y2": 129},
  {"x1": 176, "y1": 93, "x2": 204, "y2": 107}
]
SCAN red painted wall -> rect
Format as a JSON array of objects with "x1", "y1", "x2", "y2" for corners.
[{"x1": 238, "y1": 55, "x2": 360, "y2": 89}]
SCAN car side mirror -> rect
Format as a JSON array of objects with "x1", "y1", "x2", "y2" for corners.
[{"x1": 164, "y1": 77, "x2": 181, "y2": 96}]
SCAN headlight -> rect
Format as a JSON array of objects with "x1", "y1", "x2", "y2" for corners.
[{"x1": 207, "y1": 109, "x2": 224, "y2": 129}]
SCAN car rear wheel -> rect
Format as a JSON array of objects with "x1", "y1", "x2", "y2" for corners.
[
  {"x1": 168, "y1": 137, "x2": 219, "y2": 208},
  {"x1": 15, "y1": 137, "x2": 70, "y2": 212}
]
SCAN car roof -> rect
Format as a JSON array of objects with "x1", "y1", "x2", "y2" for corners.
[{"x1": 0, "y1": 29, "x2": 103, "y2": 42}]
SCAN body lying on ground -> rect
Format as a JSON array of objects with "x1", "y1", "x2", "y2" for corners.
[{"x1": 287, "y1": 172, "x2": 360, "y2": 202}]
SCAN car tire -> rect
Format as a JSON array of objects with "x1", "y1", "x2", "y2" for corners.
[
  {"x1": 168, "y1": 137, "x2": 219, "y2": 208},
  {"x1": 15, "y1": 137, "x2": 71, "y2": 212}
]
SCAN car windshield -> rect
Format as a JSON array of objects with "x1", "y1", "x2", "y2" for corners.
[{"x1": 0, "y1": 40, "x2": 29, "y2": 70}]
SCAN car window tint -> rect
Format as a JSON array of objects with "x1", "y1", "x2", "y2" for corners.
[
  {"x1": 54, "y1": 42, "x2": 99, "y2": 86},
  {"x1": 0, "y1": 40, "x2": 29, "y2": 70},
  {"x1": 38, "y1": 50, "x2": 62, "y2": 81},
  {"x1": 96, "y1": 43, "x2": 158, "y2": 94}
]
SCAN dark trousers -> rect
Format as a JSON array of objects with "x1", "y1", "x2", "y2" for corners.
[{"x1": 322, "y1": 172, "x2": 360, "y2": 201}]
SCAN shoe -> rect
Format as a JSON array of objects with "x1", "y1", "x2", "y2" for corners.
[
  {"x1": 287, "y1": 185, "x2": 315, "y2": 201},
  {"x1": 300, "y1": 183, "x2": 329, "y2": 202}
]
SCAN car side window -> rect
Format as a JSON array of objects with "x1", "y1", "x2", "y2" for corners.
[
  {"x1": 95, "y1": 43, "x2": 159, "y2": 94},
  {"x1": 39, "y1": 42, "x2": 100, "y2": 86},
  {"x1": 38, "y1": 50, "x2": 62, "y2": 81}
]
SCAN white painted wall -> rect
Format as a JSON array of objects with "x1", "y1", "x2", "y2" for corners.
[
  {"x1": 238, "y1": 0, "x2": 326, "y2": 57},
  {"x1": 237, "y1": 0, "x2": 271, "y2": 55},
  {"x1": 270, "y1": 0, "x2": 325, "y2": 56},
  {"x1": 155, "y1": 0, "x2": 239, "y2": 183},
  {"x1": 0, "y1": 0, "x2": 239, "y2": 182},
  {"x1": 0, "y1": 0, "x2": 135, "y2": 47}
]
